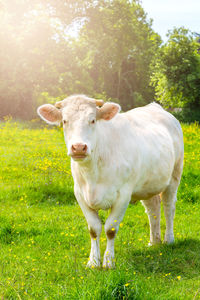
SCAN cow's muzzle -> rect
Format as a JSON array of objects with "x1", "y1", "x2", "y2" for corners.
[{"x1": 70, "y1": 143, "x2": 88, "y2": 160}]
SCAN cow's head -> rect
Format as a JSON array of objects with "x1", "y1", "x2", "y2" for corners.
[{"x1": 37, "y1": 95, "x2": 121, "y2": 161}]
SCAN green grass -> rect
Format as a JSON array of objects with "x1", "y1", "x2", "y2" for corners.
[{"x1": 0, "y1": 120, "x2": 200, "y2": 299}]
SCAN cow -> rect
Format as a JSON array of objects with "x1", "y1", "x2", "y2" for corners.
[{"x1": 37, "y1": 94, "x2": 184, "y2": 269}]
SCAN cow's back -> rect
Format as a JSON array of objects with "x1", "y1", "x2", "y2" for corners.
[{"x1": 124, "y1": 103, "x2": 184, "y2": 163}]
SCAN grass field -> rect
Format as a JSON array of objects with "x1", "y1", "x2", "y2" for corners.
[{"x1": 0, "y1": 120, "x2": 200, "y2": 299}]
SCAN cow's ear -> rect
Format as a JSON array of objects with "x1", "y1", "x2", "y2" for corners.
[
  {"x1": 37, "y1": 104, "x2": 62, "y2": 125},
  {"x1": 97, "y1": 102, "x2": 121, "y2": 121}
]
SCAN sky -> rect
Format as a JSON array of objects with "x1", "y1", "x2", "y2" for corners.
[{"x1": 140, "y1": 0, "x2": 200, "y2": 41}]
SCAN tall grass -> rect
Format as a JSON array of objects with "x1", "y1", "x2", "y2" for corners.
[{"x1": 0, "y1": 120, "x2": 200, "y2": 299}]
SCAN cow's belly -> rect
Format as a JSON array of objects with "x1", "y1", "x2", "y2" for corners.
[
  {"x1": 131, "y1": 165, "x2": 173, "y2": 201},
  {"x1": 131, "y1": 184, "x2": 166, "y2": 201},
  {"x1": 82, "y1": 166, "x2": 172, "y2": 209},
  {"x1": 82, "y1": 174, "x2": 170, "y2": 209},
  {"x1": 78, "y1": 159, "x2": 174, "y2": 209}
]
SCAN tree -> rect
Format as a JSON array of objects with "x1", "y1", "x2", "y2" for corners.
[
  {"x1": 0, "y1": 0, "x2": 161, "y2": 118},
  {"x1": 68, "y1": 0, "x2": 161, "y2": 110},
  {"x1": 151, "y1": 27, "x2": 200, "y2": 109},
  {"x1": 0, "y1": 0, "x2": 86, "y2": 118}
]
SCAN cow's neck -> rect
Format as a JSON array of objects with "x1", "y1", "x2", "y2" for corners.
[
  {"x1": 71, "y1": 120, "x2": 118, "y2": 182},
  {"x1": 72, "y1": 156, "x2": 99, "y2": 186}
]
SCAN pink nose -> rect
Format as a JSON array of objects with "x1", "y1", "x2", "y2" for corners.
[{"x1": 71, "y1": 143, "x2": 88, "y2": 155}]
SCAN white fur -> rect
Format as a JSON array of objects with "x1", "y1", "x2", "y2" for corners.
[{"x1": 37, "y1": 96, "x2": 184, "y2": 269}]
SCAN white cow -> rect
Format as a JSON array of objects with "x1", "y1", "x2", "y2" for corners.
[{"x1": 37, "y1": 95, "x2": 184, "y2": 269}]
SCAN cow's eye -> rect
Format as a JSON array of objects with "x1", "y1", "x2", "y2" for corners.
[
  {"x1": 91, "y1": 119, "x2": 96, "y2": 124},
  {"x1": 63, "y1": 120, "x2": 67, "y2": 125}
]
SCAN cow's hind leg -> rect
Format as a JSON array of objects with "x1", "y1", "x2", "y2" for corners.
[
  {"x1": 162, "y1": 160, "x2": 183, "y2": 244},
  {"x1": 141, "y1": 195, "x2": 161, "y2": 246},
  {"x1": 162, "y1": 184, "x2": 177, "y2": 244}
]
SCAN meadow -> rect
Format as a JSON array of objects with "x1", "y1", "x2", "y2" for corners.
[{"x1": 0, "y1": 119, "x2": 200, "y2": 299}]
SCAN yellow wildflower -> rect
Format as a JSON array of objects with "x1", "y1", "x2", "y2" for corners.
[{"x1": 125, "y1": 283, "x2": 129, "y2": 287}]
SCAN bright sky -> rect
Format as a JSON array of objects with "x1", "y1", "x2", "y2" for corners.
[{"x1": 141, "y1": 0, "x2": 200, "y2": 41}]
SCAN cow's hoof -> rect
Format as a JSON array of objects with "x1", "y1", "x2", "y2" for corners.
[
  {"x1": 103, "y1": 255, "x2": 115, "y2": 269},
  {"x1": 86, "y1": 259, "x2": 100, "y2": 269},
  {"x1": 164, "y1": 239, "x2": 174, "y2": 244},
  {"x1": 164, "y1": 234, "x2": 174, "y2": 244},
  {"x1": 148, "y1": 239, "x2": 162, "y2": 246}
]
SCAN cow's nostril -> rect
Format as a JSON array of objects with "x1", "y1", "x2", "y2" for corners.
[
  {"x1": 72, "y1": 145, "x2": 76, "y2": 152},
  {"x1": 83, "y1": 145, "x2": 87, "y2": 152}
]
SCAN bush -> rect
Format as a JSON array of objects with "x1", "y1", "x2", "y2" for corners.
[{"x1": 171, "y1": 108, "x2": 200, "y2": 123}]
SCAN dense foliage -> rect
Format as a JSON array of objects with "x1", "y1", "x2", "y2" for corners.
[
  {"x1": 151, "y1": 28, "x2": 200, "y2": 110},
  {"x1": 73, "y1": 1, "x2": 161, "y2": 110},
  {"x1": 0, "y1": 0, "x2": 160, "y2": 119}
]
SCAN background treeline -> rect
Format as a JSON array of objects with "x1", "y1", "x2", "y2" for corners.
[{"x1": 0, "y1": 0, "x2": 200, "y2": 121}]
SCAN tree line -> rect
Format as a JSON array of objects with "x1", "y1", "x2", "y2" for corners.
[{"x1": 0, "y1": 0, "x2": 199, "y2": 120}]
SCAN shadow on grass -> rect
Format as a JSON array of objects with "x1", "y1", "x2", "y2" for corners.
[
  {"x1": 126, "y1": 238, "x2": 200, "y2": 279},
  {"x1": 0, "y1": 182, "x2": 76, "y2": 206},
  {"x1": 26, "y1": 182, "x2": 76, "y2": 206}
]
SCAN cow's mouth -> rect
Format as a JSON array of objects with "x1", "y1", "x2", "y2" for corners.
[{"x1": 71, "y1": 155, "x2": 87, "y2": 160}]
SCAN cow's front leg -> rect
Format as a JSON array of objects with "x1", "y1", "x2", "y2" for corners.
[
  {"x1": 75, "y1": 192, "x2": 102, "y2": 268},
  {"x1": 83, "y1": 208, "x2": 102, "y2": 268},
  {"x1": 103, "y1": 192, "x2": 130, "y2": 269},
  {"x1": 87, "y1": 217, "x2": 102, "y2": 268}
]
